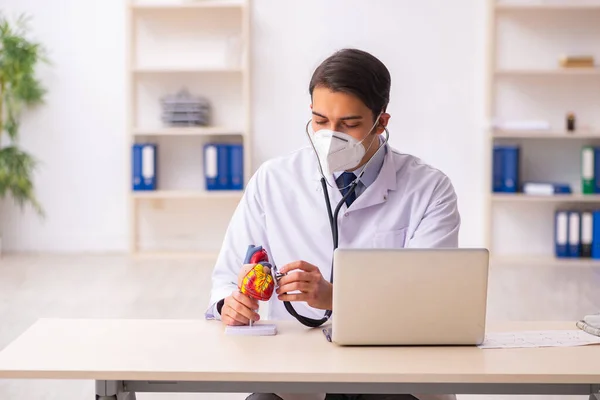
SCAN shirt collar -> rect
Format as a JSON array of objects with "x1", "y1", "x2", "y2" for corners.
[{"x1": 333, "y1": 136, "x2": 387, "y2": 190}]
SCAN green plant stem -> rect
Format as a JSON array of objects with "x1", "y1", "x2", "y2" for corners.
[
  {"x1": 0, "y1": 76, "x2": 4, "y2": 150},
  {"x1": 0, "y1": 76, "x2": 2, "y2": 239},
  {"x1": 0, "y1": 13, "x2": 47, "y2": 216}
]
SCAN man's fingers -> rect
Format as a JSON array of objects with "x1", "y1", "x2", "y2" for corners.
[
  {"x1": 278, "y1": 261, "x2": 302, "y2": 274},
  {"x1": 221, "y1": 293, "x2": 259, "y2": 326},
  {"x1": 279, "y1": 261, "x2": 316, "y2": 274},
  {"x1": 276, "y1": 281, "x2": 311, "y2": 295},
  {"x1": 222, "y1": 314, "x2": 245, "y2": 326},
  {"x1": 233, "y1": 290, "x2": 259, "y2": 310},
  {"x1": 277, "y1": 293, "x2": 308, "y2": 303},
  {"x1": 229, "y1": 294, "x2": 259, "y2": 322},
  {"x1": 224, "y1": 307, "x2": 250, "y2": 325},
  {"x1": 233, "y1": 301, "x2": 260, "y2": 322},
  {"x1": 277, "y1": 271, "x2": 312, "y2": 287}
]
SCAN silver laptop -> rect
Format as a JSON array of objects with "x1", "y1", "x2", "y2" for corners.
[{"x1": 330, "y1": 248, "x2": 489, "y2": 346}]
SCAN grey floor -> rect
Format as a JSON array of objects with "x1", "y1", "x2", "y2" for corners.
[{"x1": 1, "y1": 254, "x2": 599, "y2": 400}]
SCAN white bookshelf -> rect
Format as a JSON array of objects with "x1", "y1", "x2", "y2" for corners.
[
  {"x1": 485, "y1": 0, "x2": 600, "y2": 265},
  {"x1": 127, "y1": 0, "x2": 251, "y2": 258}
]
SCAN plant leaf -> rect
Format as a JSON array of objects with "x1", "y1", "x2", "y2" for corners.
[
  {"x1": 0, "y1": 13, "x2": 47, "y2": 216},
  {"x1": 0, "y1": 146, "x2": 44, "y2": 216}
]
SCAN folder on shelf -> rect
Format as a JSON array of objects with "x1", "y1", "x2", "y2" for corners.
[
  {"x1": 492, "y1": 146, "x2": 504, "y2": 192},
  {"x1": 228, "y1": 144, "x2": 244, "y2": 191},
  {"x1": 582, "y1": 146, "x2": 595, "y2": 194},
  {"x1": 204, "y1": 143, "x2": 230, "y2": 190},
  {"x1": 493, "y1": 145, "x2": 519, "y2": 193},
  {"x1": 594, "y1": 147, "x2": 600, "y2": 193},
  {"x1": 568, "y1": 211, "x2": 581, "y2": 258},
  {"x1": 555, "y1": 210, "x2": 569, "y2": 258},
  {"x1": 593, "y1": 211, "x2": 600, "y2": 259},
  {"x1": 581, "y1": 211, "x2": 593, "y2": 258},
  {"x1": 132, "y1": 143, "x2": 157, "y2": 191},
  {"x1": 522, "y1": 182, "x2": 571, "y2": 196}
]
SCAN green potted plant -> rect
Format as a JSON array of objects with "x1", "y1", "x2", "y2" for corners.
[{"x1": 0, "y1": 13, "x2": 47, "y2": 255}]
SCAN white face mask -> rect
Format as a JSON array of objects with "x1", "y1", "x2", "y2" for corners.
[
  {"x1": 310, "y1": 114, "x2": 382, "y2": 177},
  {"x1": 312, "y1": 130, "x2": 367, "y2": 177}
]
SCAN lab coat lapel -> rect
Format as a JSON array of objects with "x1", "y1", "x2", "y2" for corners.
[
  {"x1": 312, "y1": 167, "x2": 344, "y2": 206},
  {"x1": 347, "y1": 144, "x2": 397, "y2": 212}
]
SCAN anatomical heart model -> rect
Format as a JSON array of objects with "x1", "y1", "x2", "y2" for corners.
[
  {"x1": 226, "y1": 245, "x2": 279, "y2": 336},
  {"x1": 238, "y1": 245, "x2": 275, "y2": 301}
]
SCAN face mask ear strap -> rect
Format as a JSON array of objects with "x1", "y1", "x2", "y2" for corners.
[
  {"x1": 364, "y1": 111, "x2": 385, "y2": 138},
  {"x1": 375, "y1": 110, "x2": 385, "y2": 130},
  {"x1": 361, "y1": 111, "x2": 386, "y2": 149}
]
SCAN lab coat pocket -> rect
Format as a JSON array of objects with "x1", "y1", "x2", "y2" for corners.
[{"x1": 372, "y1": 228, "x2": 408, "y2": 248}]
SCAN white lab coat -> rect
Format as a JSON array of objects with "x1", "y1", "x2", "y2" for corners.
[{"x1": 206, "y1": 143, "x2": 460, "y2": 400}]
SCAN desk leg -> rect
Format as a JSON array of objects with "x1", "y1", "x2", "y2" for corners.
[
  {"x1": 96, "y1": 395, "x2": 136, "y2": 400},
  {"x1": 95, "y1": 380, "x2": 136, "y2": 400}
]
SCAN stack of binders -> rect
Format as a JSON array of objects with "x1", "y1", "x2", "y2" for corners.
[
  {"x1": 204, "y1": 143, "x2": 244, "y2": 191},
  {"x1": 522, "y1": 182, "x2": 571, "y2": 196},
  {"x1": 160, "y1": 89, "x2": 211, "y2": 127},
  {"x1": 554, "y1": 209, "x2": 600, "y2": 259},
  {"x1": 132, "y1": 143, "x2": 157, "y2": 191}
]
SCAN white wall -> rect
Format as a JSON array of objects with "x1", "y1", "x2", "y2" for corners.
[
  {"x1": 0, "y1": 0, "x2": 128, "y2": 252},
  {"x1": 0, "y1": 0, "x2": 487, "y2": 252}
]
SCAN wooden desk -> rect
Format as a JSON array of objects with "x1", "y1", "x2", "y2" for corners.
[{"x1": 0, "y1": 319, "x2": 598, "y2": 400}]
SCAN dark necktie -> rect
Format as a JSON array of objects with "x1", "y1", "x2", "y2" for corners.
[{"x1": 340, "y1": 172, "x2": 357, "y2": 207}]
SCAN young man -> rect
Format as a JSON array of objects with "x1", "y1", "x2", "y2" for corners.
[{"x1": 205, "y1": 48, "x2": 461, "y2": 400}]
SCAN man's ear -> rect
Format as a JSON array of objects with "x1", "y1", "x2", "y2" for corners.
[{"x1": 376, "y1": 113, "x2": 391, "y2": 134}]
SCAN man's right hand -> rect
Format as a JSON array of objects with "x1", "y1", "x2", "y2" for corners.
[{"x1": 221, "y1": 290, "x2": 260, "y2": 326}]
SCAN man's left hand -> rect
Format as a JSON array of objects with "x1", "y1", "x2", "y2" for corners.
[{"x1": 276, "y1": 261, "x2": 332, "y2": 310}]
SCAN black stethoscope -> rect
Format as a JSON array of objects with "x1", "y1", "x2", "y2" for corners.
[{"x1": 281, "y1": 120, "x2": 390, "y2": 328}]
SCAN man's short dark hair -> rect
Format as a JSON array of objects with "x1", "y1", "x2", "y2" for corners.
[{"x1": 309, "y1": 48, "x2": 391, "y2": 120}]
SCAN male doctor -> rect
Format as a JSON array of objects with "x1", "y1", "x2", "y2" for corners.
[{"x1": 205, "y1": 49, "x2": 461, "y2": 400}]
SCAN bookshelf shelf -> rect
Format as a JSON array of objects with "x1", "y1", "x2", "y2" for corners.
[
  {"x1": 133, "y1": 251, "x2": 219, "y2": 260},
  {"x1": 132, "y1": 67, "x2": 243, "y2": 74},
  {"x1": 492, "y1": 131, "x2": 600, "y2": 139},
  {"x1": 491, "y1": 255, "x2": 600, "y2": 267},
  {"x1": 132, "y1": 190, "x2": 243, "y2": 200},
  {"x1": 495, "y1": 68, "x2": 600, "y2": 76},
  {"x1": 131, "y1": 1, "x2": 244, "y2": 10},
  {"x1": 492, "y1": 194, "x2": 600, "y2": 203},
  {"x1": 496, "y1": 2, "x2": 600, "y2": 10},
  {"x1": 133, "y1": 127, "x2": 243, "y2": 137}
]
